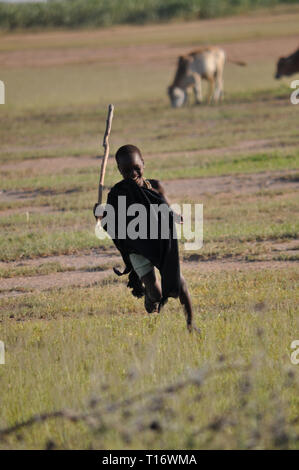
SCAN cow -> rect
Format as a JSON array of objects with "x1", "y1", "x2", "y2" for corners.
[
  {"x1": 275, "y1": 48, "x2": 299, "y2": 79},
  {"x1": 167, "y1": 47, "x2": 246, "y2": 108}
]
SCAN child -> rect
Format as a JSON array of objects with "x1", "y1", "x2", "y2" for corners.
[{"x1": 94, "y1": 144, "x2": 197, "y2": 332}]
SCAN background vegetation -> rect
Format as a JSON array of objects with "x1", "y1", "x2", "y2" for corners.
[{"x1": 0, "y1": 0, "x2": 299, "y2": 30}]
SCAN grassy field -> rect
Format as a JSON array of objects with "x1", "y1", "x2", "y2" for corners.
[{"x1": 0, "y1": 11, "x2": 298, "y2": 449}]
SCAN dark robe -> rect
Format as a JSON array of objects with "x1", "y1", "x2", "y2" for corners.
[{"x1": 100, "y1": 178, "x2": 181, "y2": 304}]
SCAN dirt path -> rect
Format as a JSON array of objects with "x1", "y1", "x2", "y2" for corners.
[
  {"x1": 164, "y1": 169, "x2": 299, "y2": 198},
  {"x1": 152, "y1": 139, "x2": 286, "y2": 161},
  {"x1": 0, "y1": 251, "x2": 120, "y2": 271},
  {"x1": 1, "y1": 168, "x2": 298, "y2": 209},
  {"x1": 0, "y1": 270, "x2": 112, "y2": 298},
  {"x1": 0, "y1": 137, "x2": 289, "y2": 175},
  {"x1": 0, "y1": 155, "x2": 99, "y2": 174},
  {"x1": 0, "y1": 21, "x2": 298, "y2": 68},
  {"x1": 0, "y1": 205, "x2": 58, "y2": 218},
  {"x1": 0, "y1": 252, "x2": 120, "y2": 298},
  {"x1": 0, "y1": 247, "x2": 297, "y2": 298},
  {"x1": 183, "y1": 259, "x2": 297, "y2": 273},
  {"x1": 0, "y1": 139, "x2": 278, "y2": 174},
  {"x1": 2, "y1": 35, "x2": 299, "y2": 68},
  {"x1": 0, "y1": 259, "x2": 296, "y2": 299}
]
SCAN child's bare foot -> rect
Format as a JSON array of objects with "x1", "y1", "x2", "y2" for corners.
[
  {"x1": 187, "y1": 323, "x2": 201, "y2": 334},
  {"x1": 144, "y1": 291, "x2": 159, "y2": 313},
  {"x1": 141, "y1": 270, "x2": 162, "y2": 314}
]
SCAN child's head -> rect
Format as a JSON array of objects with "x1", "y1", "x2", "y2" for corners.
[{"x1": 115, "y1": 144, "x2": 144, "y2": 181}]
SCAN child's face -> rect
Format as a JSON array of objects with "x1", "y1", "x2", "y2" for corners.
[{"x1": 118, "y1": 152, "x2": 144, "y2": 181}]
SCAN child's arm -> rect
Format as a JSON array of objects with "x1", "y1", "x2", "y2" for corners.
[
  {"x1": 150, "y1": 179, "x2": 183, "y2": 223},
  {"x1": 150, "y1": 179, "x2": 171, "y2": 205}
]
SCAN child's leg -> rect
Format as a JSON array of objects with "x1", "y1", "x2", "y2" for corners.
[
  {"x1": 179, "y1": 275, "x2": 194, "y2": 331},
  {"x1": 141, "y1": 269, "x2": 162, "y2": 313}
]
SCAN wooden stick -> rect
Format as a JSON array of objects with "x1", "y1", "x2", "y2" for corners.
[{"x1": 98, "y1": 104, "x2": 114, "y2": 204}]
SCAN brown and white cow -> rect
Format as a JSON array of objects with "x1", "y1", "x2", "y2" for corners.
[
  {"x1": 167, "y1": 47, "x2": 245, "y2": 108},
  {"x1": 275, "y1": 48, "x2": 299, "y2": 79}
]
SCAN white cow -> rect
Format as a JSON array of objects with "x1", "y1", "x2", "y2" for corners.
[{"x1": 168, "y1": 47, "x2": 245, "y2": 108}]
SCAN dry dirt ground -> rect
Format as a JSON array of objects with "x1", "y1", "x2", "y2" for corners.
[
  {"x1": 0, "y1": 239, "x2": 297, "y2": 299},
  {"x1": 0, "y1": 14, "x2": 298, "y2": 68},
  {"x1": 163, "y1": 169, "x2": 299, "y2": 198},
  {"x1": 1, "y1": 36, "x2": 298, "y2": 68},
  {"x1": 0, "y1": 257, "x2": 296, "y2": 299},
  {"x1": 1, "y1": 168, "x2": 298, "y2": 208},
  {"x1": 0, "y1": 138, "x2": 288, "y2": 174}
]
